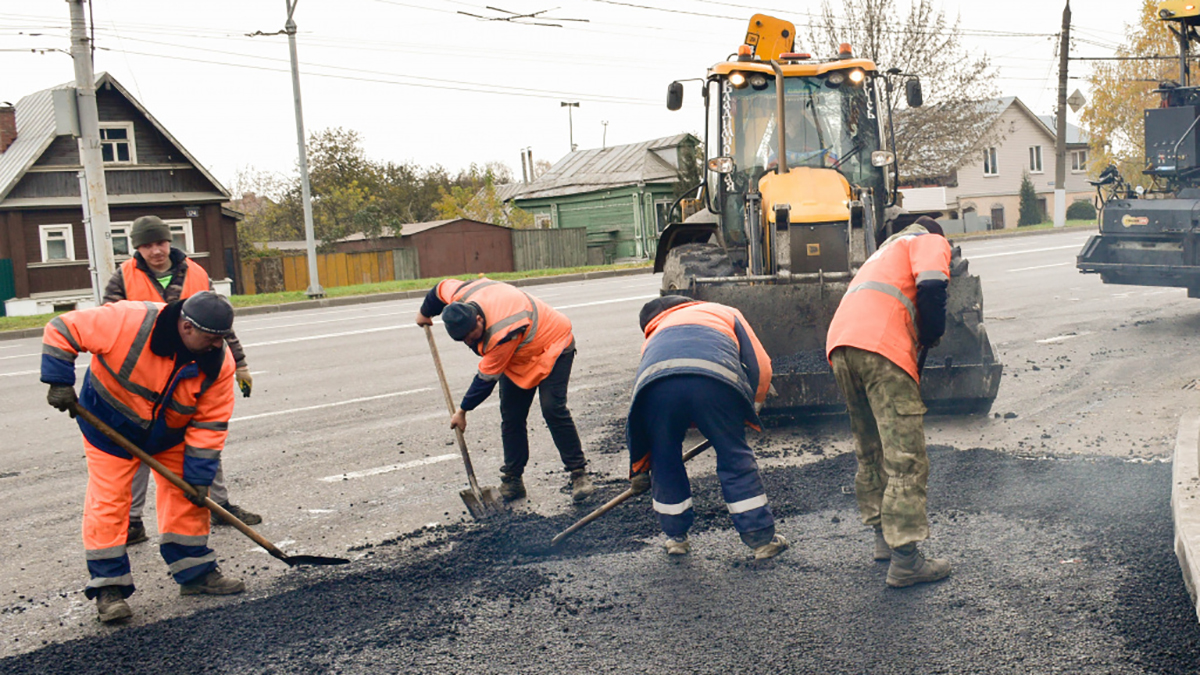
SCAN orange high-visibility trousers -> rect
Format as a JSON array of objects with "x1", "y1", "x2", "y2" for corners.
[{"x1": 83, "y1": 439, "x2": 215, "y2": 599}]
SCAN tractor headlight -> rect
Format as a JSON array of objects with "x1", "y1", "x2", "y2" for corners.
[
  {"x1": 848, "y1": 69, "x2": 865, "y2": 85},
  {"x1": 730, "y1": 72, "x2": 748, "y2": 88},
  {"x1": 749, "y1": 73, "x2": 769, "y2": 90}
]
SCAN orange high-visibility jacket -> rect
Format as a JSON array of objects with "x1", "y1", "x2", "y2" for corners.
[
  {"x1": 41, "y1": 301, "x2": 235, "y2": 485},
  {"x1": 118, "y1": 256, "x2": 208, "y2": 301},
  {"x1": 826, "y1": 225, "x2": 951, "y2": 382},
  {"x1": 436, "y1": 278, "x2": 574, "y2": 389}
]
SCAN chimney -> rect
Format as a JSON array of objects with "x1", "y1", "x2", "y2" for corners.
[{"x1": 0, "y1": 106, "x2": 15, "y2": 153}]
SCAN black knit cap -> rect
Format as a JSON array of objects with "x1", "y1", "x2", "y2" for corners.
[
  {"x1": 639, "y1": 295, "x2": 694, "y2": 332},
  {"x1": 443, "y1": 302, "x2": 479, "y2": 341},
  {"x1": 130, "y1": 215, "x2": 172, "y2": 248},
  {"x1": 180, "y1": 291, "x2": 234, "y2": 335},
  {"x1": 914, "y1": 215, "x2": 944, "y2": 237}
]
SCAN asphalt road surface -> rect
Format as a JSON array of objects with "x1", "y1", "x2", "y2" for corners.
[{"x1": 3, "y1": 229, "x2": 1200, "y2": 672}]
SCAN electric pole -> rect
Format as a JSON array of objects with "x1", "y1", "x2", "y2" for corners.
[
  {"x1": 561, "y1": 101, "x2": 579, "y2": 152},
  {"x1": 285, "y1": 0, "x2": 324, "y2": 298},
  {"x1": 1054, "y1": 0, "x2": 1070, "y2": 228},
  {"x1": 68, "y1": 0, "x2": 115, "y2": 297}
]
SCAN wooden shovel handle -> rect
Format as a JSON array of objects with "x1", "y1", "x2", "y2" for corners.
[
  {"x1": 71, "y1": 404, "x2": 291, "y2": 563},
  {"x1": 423, "y1": 325, "x2": 483, "y2": 496}
]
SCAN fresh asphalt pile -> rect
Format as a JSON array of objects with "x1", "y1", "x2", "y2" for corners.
[{"x1": 3, "y1": 446, "x2": 1200, "y2": 674}]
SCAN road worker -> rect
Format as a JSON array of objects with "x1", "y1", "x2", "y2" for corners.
[
  {"x1": 104, "y1": 215, "x2": 261, "y2": 545},
  {"x1": 826, "y1": 215, "x2": 952, "y2": 588},
  {"x1": 42, "y1": 292, "x2": 245, "y2": 623},
  {"x1": 626, "y1": 296, "x2": 788, "y2": 559},
  {"x1": 416, "y1": 277, "x2": 596, "y2": 503}
]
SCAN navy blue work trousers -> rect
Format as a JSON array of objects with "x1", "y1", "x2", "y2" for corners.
[{"x1": 499, "y1": 348, "x2": 585, "y2": 476}]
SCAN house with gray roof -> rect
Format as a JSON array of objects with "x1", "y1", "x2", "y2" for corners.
[
  {"x1": 899, "y1": 96, "x2": 1093, "y2": 230},
  {"x1": 496, "y1": 133, "x2": 700, "y2": 263},
  {"x1": 0, "y1": 73, "x2": 241, "y2": 315}
]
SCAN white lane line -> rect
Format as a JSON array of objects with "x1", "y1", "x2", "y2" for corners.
[
  {"x1": 0, "y1": 352, "x2": 38, "y2": 361},
  {"x1": 1007, "y1": 262, "x2": 1073, "y2": 273},
  {"x1": 1, "y1": 363, "x2": 89, "y2": 378},
  {"x1": 230, "y1": 388, "x2": 431, "y2": 423},
  {"x1": 1036, "y1": 331, "x2": 1092, "y2": 344},
  {"x1": 970, "y1": 244, "x2": 1084, "y2": 260},
  {"x1": 241, "y1": 294, "x2": 657, "y2": 348},
  {"x1": 235, "y1": 309, "x2": 410, "y2": 333},
  {"x1": 321, "y1": 453, "x2": 458, "y2": 482}
]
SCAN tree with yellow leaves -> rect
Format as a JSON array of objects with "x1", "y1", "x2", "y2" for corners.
[{"x1": 1081, "y1": 0, "x2": 1179, "y2": 188}]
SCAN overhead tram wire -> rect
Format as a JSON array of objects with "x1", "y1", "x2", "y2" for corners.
[{"x1": 94, "y1": 45, "x2": 658, "y2": 106}]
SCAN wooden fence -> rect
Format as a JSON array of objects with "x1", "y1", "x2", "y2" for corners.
[
  {"x1": 241, "y1": 249, "x2": 420, "y2": 295},
  {"x1": 511, "y1": 227, "x2": 588, "y2": 271}
]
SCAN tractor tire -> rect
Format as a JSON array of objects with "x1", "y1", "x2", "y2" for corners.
[{"x1": 660, "y1": 243, "x2": 736, "y2": 296}]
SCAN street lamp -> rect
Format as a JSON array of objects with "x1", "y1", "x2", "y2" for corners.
[{"x1": 561, "y1": 101, "x2": 579, "y2": 152}]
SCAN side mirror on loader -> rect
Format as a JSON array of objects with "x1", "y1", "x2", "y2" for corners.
[
  {"x1": 667, "y1": 81, "x2": 684, "y2": 111},
  {"x1": 906, "y1": 79, "x2": 924, "y2": 108}
]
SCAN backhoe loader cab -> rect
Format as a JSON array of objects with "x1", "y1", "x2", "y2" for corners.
[{"x1": 655, "y1": 15, "x2": 1002, "y2": 417}]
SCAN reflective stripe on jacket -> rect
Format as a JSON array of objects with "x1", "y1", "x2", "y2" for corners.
[
  {"x1": 117, "y1": 256, "x2": 209, "y2": 303},
  {"x1": 41, "y1": 300, "x2": 235, "y2": 486},
  {"x1": 826, "y1": 224, "x2": 951, "y2": 382},
  {"x1": 436, "y1": 278, "x2": 574, "y2": 389},
  {"x1": 627, "y1": 301, "x2": 773, "y2": 474}
]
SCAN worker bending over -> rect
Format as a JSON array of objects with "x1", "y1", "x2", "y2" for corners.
[
  {"x1": 104, "y1": 215, "x2": 261, "y2": 546},
  {"x1": 416, "y1": 277, "x2": 596, "y2": 503},
  {"x1": 826, "y1": 216, "x2": 952, "y2": 588},
  {"x1": 626, "y1": 296, "x2": 788, "y2": 559},
  {"x1": 42, "y1": 292, "x2": 246, "y2": 623}
]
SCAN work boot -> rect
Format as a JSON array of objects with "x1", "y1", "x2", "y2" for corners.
[
  {"x1": 95, "y1": 587, "x2": 132, "y2": 623},
  {"x1": 126, "y1": 520, "x2": 148, "y2": 546},
  {"x1": 212, "y1": 502, "x2": 262, "y2": 526},
  {"x1": 569, "y1": 469, "x2": 596, "y2": 502},
  {"x1": 665, "y1": 535, "x2": 691, "y2": 556},
  {"x1": 180, "y1": 567, "x2": 246, "y2": 596},
  {"x1": 886, "y1": 544, "x2": 952, "y2": 588},
  {"x1": 753, "y1": 534, "x2": 790, "y2": 560},
  {"x1": 873, "y1": 527, "x2": 892, "y2": 562},
  {"x1": 499, "y1": 474, "x2": 526, "y2": 502}
]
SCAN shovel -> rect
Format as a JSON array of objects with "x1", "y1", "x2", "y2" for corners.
[
  {"x1": 422, "y1": 325, "x2": 505, "y2": 519},
  {"x1": 550, "y1": 438, "x2": 713, "y2": 547},
  {"x1": 71, "y1": 404, "x2": 349, "y2": 567}
]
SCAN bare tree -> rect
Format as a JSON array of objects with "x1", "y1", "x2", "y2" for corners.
[{"x1": 807, "y1": 0, "x2": 1002, "y2": 182}]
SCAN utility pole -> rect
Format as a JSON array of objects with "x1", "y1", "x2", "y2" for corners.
[
  {"x1": 1053, "y1": 0, "x2": 1070, "y2": 228},
  {"x1": 68, "y1": 0, "x2": 115, "y2": 295},
  {"x1": 602, "y1": 120, "x2": 609, "y2": 149},
  {"x1": 561, "y1": 101, "x2": 579, "y2": 152},
  {"x1": 285, "y1": 0, "x2": 324, "y2": 298}
]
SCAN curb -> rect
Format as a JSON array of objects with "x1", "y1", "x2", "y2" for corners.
[
  {"x1": 0, "y1": 266, "x2": 655, "y2": 339},
  {"x1": 948, "y1": 224, "x2": 1096, "y2": 243},
  {"x1": 1172, "y1": 411, "x2": 1200, "y2": 623}
]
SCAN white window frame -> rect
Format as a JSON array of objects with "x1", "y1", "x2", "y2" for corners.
[
  {"x1": 983, "y1": 147, "x2": 999, "y2": 176},
  {"x1": 110, "y1": 218, "x2": 194, "y2": 258},
  {"x1": 99, "y1": 122, "x2": 137, "y2": 165},
  {"x1": 1029, "y1": 145, "x2": 1043, "y2": 174},
  {"x1": 110, "y1": 223, "x2": 132, "y2": 260},
  {"x1": 1070, "y1": 149, "x2": 1088, "y2": 173},
  {"x1": 533, "y1": 213, "x2": 553, "y2": 230},
  {"x1": 39, "y1": 223, "x2": 75, "y2": 262}
]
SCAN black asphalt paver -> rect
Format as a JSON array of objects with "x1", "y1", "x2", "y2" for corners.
[{"x1": 4, "y1": 446, "x2": 1199, "y2": 674}]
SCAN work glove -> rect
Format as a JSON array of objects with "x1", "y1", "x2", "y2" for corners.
[
  {"x1": 47, "y1": 384, "x2": 78, "y2": 418},
  {"x1": 185, "y1": 484, "x2": 210, "y2": 508},
  {"x1": 235, "y1": 367, "x2": 253, "y2": 398},
  {"x1": 630, "y1": 472, "x2": 651, "y2": 495}
]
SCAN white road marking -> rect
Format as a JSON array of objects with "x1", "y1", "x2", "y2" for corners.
[
  {"x1": 230, "y1": 388, "x2": 431, "y2": 423},
  {"x1": 321, "y1": 453, "x2": 459, "y2": 482},
  {"x1": 1007, "y1": 262, "x2": 1073, "y2": 273},
  {"x1": 1036, "y1": 331, "x2": 1092, "y2": 344},
  {"x1": 970, "y1": 244, "x2": 1084, "y2": 260},
  {"x1": 235, "y1": 308, "x2": 412, "y2": 333},
  {"x1": 1, "y1": 363, "x2": 88, "y2": 378},
  {"x1": 241, "y1": 295, "x2": 658, "y2": 348},
  {"x1": 0, "y1": 352, "x2": 38, "y2": 361},
  {"x1": 307, "y1": 509, "x2": 335, "y2": 514}
]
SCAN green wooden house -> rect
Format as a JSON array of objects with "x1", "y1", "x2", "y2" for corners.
[{"x1": 498, "y1": 134, "x2": 699, "y2": 264}]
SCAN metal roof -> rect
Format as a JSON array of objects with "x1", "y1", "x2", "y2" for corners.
[
  {"x1": 496, "y1": 133, "x2": 697, "y2": 201},
  {"x1": 0, "y1": 73, "x2": 229, "y2": 207}
]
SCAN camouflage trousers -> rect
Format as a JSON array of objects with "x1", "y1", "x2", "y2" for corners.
[{"x1": 830, "y1": 346, "x2": 930, "y2": 549}]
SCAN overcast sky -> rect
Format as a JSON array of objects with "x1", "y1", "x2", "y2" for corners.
[{"x1": 2, "y1": 1, "x2": 1139, "y2": 193}]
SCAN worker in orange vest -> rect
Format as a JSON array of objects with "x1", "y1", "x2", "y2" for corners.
[
  {"x1": 42, "y1": 292, "x2": 245, "y2": 623},
  {"x1": 103, "y1": 215, "x2": 261, "y2": 546},
  {"x1": 627, "y1": 296, "x2": 788, "y2": 559},
  {"x1": 416, "y1": 277, "x2": 596, "y2": 503},
  {"x1": 826, "y1": 216, "x2": 952, "y2": 588}
]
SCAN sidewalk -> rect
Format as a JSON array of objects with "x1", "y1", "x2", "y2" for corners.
[
  {"x1": 1173, "y1": 411, "x2": 1200, "y2": 624},
  {"x1": 0, "y1": 266, "x2": 653, "y2": 341}
]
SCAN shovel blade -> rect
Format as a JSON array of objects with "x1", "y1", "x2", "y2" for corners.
[
  {"x1": 461, "y1": 486, "x2": 506, "y2": 520},
  {"x1": 282, "y1": 554, "x2": 350, "y2": 567}
]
